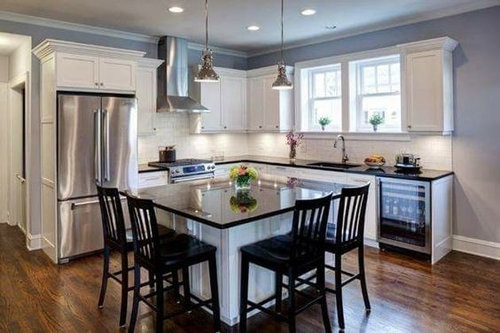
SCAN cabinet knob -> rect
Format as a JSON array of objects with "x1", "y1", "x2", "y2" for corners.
[
  {"x1": 275, "y1": 125, "x2": 279, "y2": 129},
  {"x1": 408, "y1": 125, "x2": 412, "y2": 129},
  {"x1": 100, "y1": 82, "x2": 104, "y2": 87},
  {"x1": 259, "y1": 125, "x2": 262, "y2": 129},
  {"x1": 224, "y1": 126, "x2": 227, "y2": 129},
  {"x1": 95, "y1": 82, "x2": 99, "y2": 86},
  {"x1": 201, "y1": 126, "x2": 205, "y2": 129}
]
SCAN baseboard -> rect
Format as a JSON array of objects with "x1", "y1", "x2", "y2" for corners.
[
  {"x1": 18, "y1": 224, "x2": 27, "y2": 235},
  {"x1": 452, "y1": 235, "x2": 500, "y2": 260},
  {"x1": 27, "y1": 233, "x2": 43, "y2": 251}
]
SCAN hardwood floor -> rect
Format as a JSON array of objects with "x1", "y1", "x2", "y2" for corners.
[{"x1": 1, "y1": 224, "x2": 499, "y2": 332}]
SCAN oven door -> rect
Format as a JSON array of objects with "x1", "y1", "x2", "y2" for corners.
[{"x1": 377, "y1": 177, "x2": 431, "y2": 254}]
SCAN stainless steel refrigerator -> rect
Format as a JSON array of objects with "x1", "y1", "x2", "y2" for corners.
[{"x1": 57, "y1": 93, "x2": 138, "y2": 261}]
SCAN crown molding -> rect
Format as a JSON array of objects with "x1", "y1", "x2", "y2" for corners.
[
  {"x1": 187, "y1": 42, "x2": 248, "y2": 58},
  {"x1": 246, "y1": 65, "x2": 293, "y2": 78},
  {"x1": 247, "y1": 0, "x2": 499, "y2": 57},
  {"x1": 0, "y1": 11, "x2": 159, "y2": 44},
  {"x1": 33, "y1": 39, "x2": 146, "y2": 60},
  {"x1": 137, "y1": 57, "x2": 164, "y2": 69},
  {"x1": 398, "y1": 37, "x2": 458, "y2": 53}
]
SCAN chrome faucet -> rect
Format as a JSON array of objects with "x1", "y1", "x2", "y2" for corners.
[{"x1": 334, "y1": 134, "x2": 349, "y2": 163}]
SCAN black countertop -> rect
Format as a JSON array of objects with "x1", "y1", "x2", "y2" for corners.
[
  {"x1": 128, "y1": 175, "x2": 344, "y2": 229},
  {"x1": 139, "y1": 155, "x2": 453, "y2": 181}
]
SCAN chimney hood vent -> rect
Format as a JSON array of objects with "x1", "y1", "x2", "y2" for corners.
[{"x1": 157, "y1": 36, "x2": 209, "y2": 113}]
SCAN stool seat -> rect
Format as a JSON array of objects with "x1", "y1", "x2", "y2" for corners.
[{"x1": 160, "y1": 233, "x2": 216, "y2": 267}]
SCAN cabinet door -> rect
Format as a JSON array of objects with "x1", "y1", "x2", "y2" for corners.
[
  {"x1": 200, "y1": 81, "x2": 222, "y2": 131},
  {"x1": 56, "y1": 53, "x2": 99, "y2": 89},
  {"x1": 136, "y1": 67, "x2": 156, "y2": 136},
  {"x1": 346, "y1": 174, "x2": 377, "y2": 241},
  {"x1": 406, "y1": 50, "x2": 443, "y2": 132},
  {"x1": 99, "y1": 57, "x2": 136, "y2": 91},
  {"x1": 221, "y1": 76, "x2": 246, "y2": 130},
  {"x1": 247, "y1": 78, "x2": 264, "y2": 130},
  {"x1": 263, "y1": 76, "x2": 280, "y2": 131}
]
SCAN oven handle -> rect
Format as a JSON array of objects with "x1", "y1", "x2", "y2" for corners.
[{"x1": 170, "y1": 173, "x2": 214, "y2": 183}]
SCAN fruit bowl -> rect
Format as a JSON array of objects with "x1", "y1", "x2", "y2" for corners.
[
  {"x1": 364, "y1": 155, "x2": 386, "y2": 169},
  {"x1": 364, "y1": 161, "x2": 385, "y2": 169}
]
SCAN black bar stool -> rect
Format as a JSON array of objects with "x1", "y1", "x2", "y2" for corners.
[
  {"x1": 239, "y1": 193, "x2": 333, "y2": 333},
  {"x1": 125, "y1": 193, "x2": 221, "y2": 333},
  {"x1": 324, "y1": 184, "x2": 371, "y2": 331},
  {"x1": 96, "y1": 185, "x2": 176, "y2": 327}
]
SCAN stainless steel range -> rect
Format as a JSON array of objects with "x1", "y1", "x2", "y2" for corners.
[{"x1": 148, "y1": 159, "x2": 215, "y2": 183}]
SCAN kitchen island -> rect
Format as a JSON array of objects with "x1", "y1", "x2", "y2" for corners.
[{"x1": 128, "y1": 174, "x2": 346, "y2": 325}]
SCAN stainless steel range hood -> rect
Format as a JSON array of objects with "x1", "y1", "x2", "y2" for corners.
[{"x1": 157, "y1": 36, "x2": 209, "y2": 113}]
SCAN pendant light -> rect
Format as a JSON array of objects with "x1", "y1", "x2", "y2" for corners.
[
  {"x1": 194, "y1": 0, "x2": 219, "y2": 82},
  {"x1": 272, "y1": 0, "x2": 293, "y2": 90}
]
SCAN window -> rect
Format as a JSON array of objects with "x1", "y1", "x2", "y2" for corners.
[
  {"x1": 307, "y1": 64, "x2": 342, "y2": 131},
  {"x1": 352, "y1": 55, "x2": 401, "y2": 132}
]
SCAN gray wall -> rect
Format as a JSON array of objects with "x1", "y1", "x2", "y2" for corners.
[{"x1": 249, "y1": 6, "x2": 500, "y2": 243}]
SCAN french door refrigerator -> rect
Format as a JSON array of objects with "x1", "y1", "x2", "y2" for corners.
[{"x1": 57, "y1": 93, "x2": 137, "y2": 262}]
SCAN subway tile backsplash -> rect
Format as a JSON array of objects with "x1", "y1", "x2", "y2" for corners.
[{"x1": 138, "y1": 113, "x2": 452, "y2": 170}]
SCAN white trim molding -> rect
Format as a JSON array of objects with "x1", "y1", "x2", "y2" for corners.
[
  {"x1": 0, "y1": 11, "x2": 159, "y2": 44},
  {"x1": 27, "y1": 233, "x2": 43, "y2": 251},
  {"x1": 452, "y1": 235, "x2": 500, "y2": 260},
  {"x1": 187, "y1": 42, "x2": 248, "y2": 58}
]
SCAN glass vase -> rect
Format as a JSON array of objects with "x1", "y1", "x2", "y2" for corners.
[
  {"x1": 289, "y1": 145, "x2": 297, "y2": 161},
  {"x1": 235, "y1": 176, "x2": 251, "y2": 191}
]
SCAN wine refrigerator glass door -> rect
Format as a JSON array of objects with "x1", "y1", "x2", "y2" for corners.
[{"x1": 378, "y1": 178, "x2": 431, "y2": 254}]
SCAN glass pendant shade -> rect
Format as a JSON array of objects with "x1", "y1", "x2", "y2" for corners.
[
  {"x1": 195, "y1": 0, "x2": 219, "y2": 83},
  {"x1": 194, "y1": 49, "x2": 219, "y2": 82},
  {"x1": 272, "y1": 62, "x2": 293, "y2": 90}
]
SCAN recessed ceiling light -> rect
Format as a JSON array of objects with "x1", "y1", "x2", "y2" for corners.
[
  {"x1": 325, "y1": 25, "x2": 337, "y2": 30},
  {"x1": 301, "y1": 8, "x2": 316, "y2": 16},
  {"x1": 247, "y1": 25, "x2": 260, "y2": 31},
  {"x1": 168, "y1": 6, "x2": 184, "y2": 13}
]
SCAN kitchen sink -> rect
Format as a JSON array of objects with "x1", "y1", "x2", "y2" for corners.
[{"x1": 307, "y1": 162, "x2": 361, "y2": 169}]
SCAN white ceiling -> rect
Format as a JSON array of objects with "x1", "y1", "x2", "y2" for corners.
[
  {"x1": 0, "y1": 32, "x2": 30, "y2": 55},
  {"x1": 0, "y1": 0, "x2": 498, "y2": 54}
]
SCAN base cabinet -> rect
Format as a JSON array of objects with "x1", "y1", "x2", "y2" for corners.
[{"x1": 346, "y1": 174, "x2": 377, "y2": 241}]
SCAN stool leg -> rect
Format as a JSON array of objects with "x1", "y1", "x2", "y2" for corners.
[
  {"x1": 317, "y1": 264, "x2": 331, "y2": 333},
  {"x1": 275, "y1": 273, "x2": 283, "y2": 313},
  {"x1": 239, "y1": 255, "x2": 249, "y2": 333},
  {"x1": 182, "y1": 266, "x2": 191, "y2": 308},
  {"x1": 287, "y1": 270, "x2": 296, "y2": 333},
  {"x1": 128, "y1": 264, "x2": 140, "y2": 333},
  {"x1": 358, "y1": 246, "x2": 371, "y2": 311},
  {"x1": 208, "y1": 255, "x2": 221, "y2": 332},
  {"x1": 119, "y1": 252, "x2": 129, "y2": 327},
  {"x1": 98, "y1": 245, "x2": 110, "y2": 309},
  {"x1": 335, "y1": 254, "x2": 345, "y2": 330},
  {"x1": 172, "y1": 269, "x2": 180, "y2": 302},
  {"x1": 148, "y1": 270, "x2": 155, "y2": 289},
  {"x1": 155, "y1": 272, "x2": 164, "y2": 333}
]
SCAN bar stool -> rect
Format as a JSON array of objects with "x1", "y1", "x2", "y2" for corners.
[
  {"x1": 324, "y1": 184, "x2": 371, "y2": 331},
  {"x1": 125, "y1": 193, "x2": 221, "y2": 333},
  {"x1": 96, "y1": 185, "x2": 177, "y2": 327},
  {"x1": 239, "y1": 193, "x2": 333, "y2": 333}
]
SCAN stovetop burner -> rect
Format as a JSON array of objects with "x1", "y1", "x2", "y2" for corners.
[{"x1": 148, "y1": 159, "x2": 213, "y2": 168}]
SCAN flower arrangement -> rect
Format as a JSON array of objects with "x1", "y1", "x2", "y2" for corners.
[
  {"x1": 286, "y1": 131, "x2": 304, "y2": 161},
  {"x1": 229, "y1": 192, "x2": 258, "y2": 213},
  {"x1": 318, "y1": 117, "x2": 331, "y2": 131},
  {"x1": 369, "y1": 113, "x2": 384, "y2": 132},
  {"x1": 229, "y1": 165, "x2": 258, "y2": 190}
]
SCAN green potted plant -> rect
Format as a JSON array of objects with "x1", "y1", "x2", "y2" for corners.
[
  {"x1": 318, "y1": 117, "x2": 331, "y2": 131},
  {"x1": 369, "y1": 114, "x2": 384, "y2": 132}
]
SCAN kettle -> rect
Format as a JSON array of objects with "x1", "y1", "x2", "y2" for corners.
[{"x1": 159, "y1": 145, "x2": 176, "y2": 163}]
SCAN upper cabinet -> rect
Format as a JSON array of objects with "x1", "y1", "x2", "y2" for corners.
[
  {"x1": 136, "y1": 58, "x2": 164, "y2": 136},
  {"x1": 191, "y1": 67, "x2": 247, "y2": 133},
  {"x1": 33, "y1": 39, "x2": 145, "y2": 94},
  {"x1": 401, "y1": 37, "x2": 458, "y2": 134},
  {"x1": 247, "y1": 66, "x2": 294, "y2": 132}
]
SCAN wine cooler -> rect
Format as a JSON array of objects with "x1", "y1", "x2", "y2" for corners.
[{"x1": 377, "y1": 177, "x2": 431, "y2": 254}]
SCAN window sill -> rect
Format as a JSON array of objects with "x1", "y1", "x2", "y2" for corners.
[{"x1": 298, "y1": 131, "x2": 412, "y2": 142}]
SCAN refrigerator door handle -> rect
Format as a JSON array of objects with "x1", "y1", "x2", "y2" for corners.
[
  {"x1": 103, "y1": 109, "x2": 110, "y2": 182},
  {"x1": 94, "y1": 109, "x2": 102, "y2": 183}
]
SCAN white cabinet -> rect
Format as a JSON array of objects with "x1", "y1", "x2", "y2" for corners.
[
  {"x1": 345, "y1": 174, "x2": 377, "y2": 241},
  {"x1": 136, "y1": 58, "x2": 163, "y2": 136},
  {"x1": 99, "y1": 57, "x2": 136, "y2": 91},
  {"x1": 138, "y1": 171, "x2": 169, "y2": 188},
  {"x1": 247, "y1": 66, "x2": 294, "y2": 132},
  {"x1": 191, "y1": 67, "x2": 247, "y2": 133},
  {"x1": 56, "y1": 53, "x2": 99, "y2": 89},
  {"x1": 403, "y1": 37, "x2": 458, "y2": 134}
]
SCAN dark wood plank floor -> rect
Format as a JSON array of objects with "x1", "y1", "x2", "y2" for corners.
[{"x1": 1, "y1": 224, "x2": 499, "y2": 332}]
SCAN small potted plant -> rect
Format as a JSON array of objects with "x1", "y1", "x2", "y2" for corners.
[
  {"x1": 285, "y1": 131, "x2": 304, "y2": 161},
  {"x1": 369, "y1": 114, "x2": 384, "y2": 132},
  {"x1": 229, "y1": 165, "x2": 259, "y2": 191},
  {"x1": 318, "y1": 117, "x2": 331, "y2": 131}
]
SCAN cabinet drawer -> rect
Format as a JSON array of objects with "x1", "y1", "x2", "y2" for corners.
[
  {"x1": 299, "y1": 169, "x2": 347, "y2": 184},
  {"x1": 267, "y1": 165, "x2": 298, "y2": 177},
  {"x1": 138, "y1": 171, "x2": 169, "y2": 188}
]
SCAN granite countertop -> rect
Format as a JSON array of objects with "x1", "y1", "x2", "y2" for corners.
[
  {"x1": 128, "y1": 175, "x2": 344, "y2": 229},
  {"x1": 139, "y1": 155, "x2": 454, "y2": 181}
]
